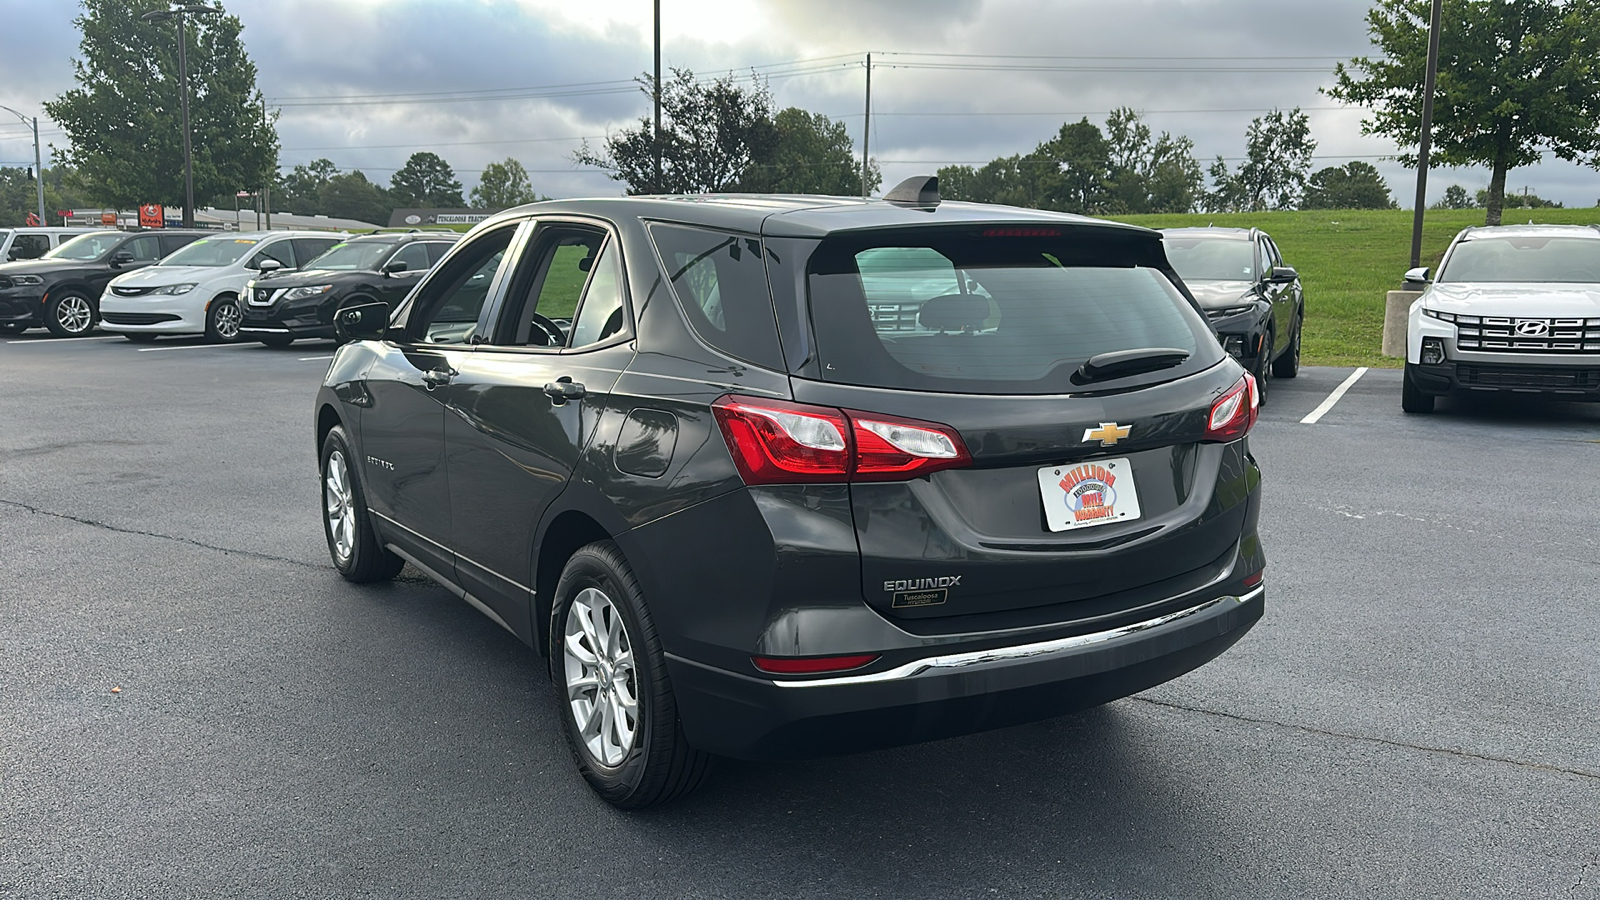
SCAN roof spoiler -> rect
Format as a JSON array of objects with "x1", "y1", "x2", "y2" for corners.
[{"x1": 884, "y1": 175, "x2": 941, "y2": 209}]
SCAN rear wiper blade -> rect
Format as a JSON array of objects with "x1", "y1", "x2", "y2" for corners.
[{"x1": 1072, "y1": 347, "x2": 1191, "y2": 385}]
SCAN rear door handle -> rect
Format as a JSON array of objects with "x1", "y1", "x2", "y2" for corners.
[
  {"x1": 543, "y1": 378, "x2": 586, "y2": 403},
  {"x1": 421, "y1": 366, "x2": 457, "y2": 389}
]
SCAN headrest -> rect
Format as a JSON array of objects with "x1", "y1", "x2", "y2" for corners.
[
  {"x1": 917, "y1": 294, "x2": 990, "y2": 333},
  {"x1": 578, "y1": 255, "x2": 595, "y2": 272}
]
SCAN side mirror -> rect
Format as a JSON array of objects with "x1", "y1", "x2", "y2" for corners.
[
  {"x1": 257, "y1": 258, "x2": 283, "y2": 274},
  {"x1": 335, "y1": 301, "x2": 389, "y2": 343},
  {"x1": 1403, "y1": 266, "x2": 1432, "y2": 286},
  {"x1": 1268, "y1": 265, "x2": 1299, "y2": 283},
  {"x1": 381, "y1": 260, "x2": 408, "y2": 276},
  {"x1": 112, "y1": 250, "x2": 135, "y2": 266}
]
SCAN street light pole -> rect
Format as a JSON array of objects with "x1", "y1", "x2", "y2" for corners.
[
  {"x1": 0, "y1": 105, "x2": 45, "y2": 225},
  {"x1": 143, "y1": 3, "x2": 221, "y2": 229},
  {"x1": 1409, "y1": 0, "x2": 1445, "y2": 269}
]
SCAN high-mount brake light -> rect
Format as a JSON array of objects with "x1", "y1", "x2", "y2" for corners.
[
  {"x1": 751, "y1": 654, "x2": 880, "y2": 675},
  {"x1": 712, "y1": 395, "x2": 973, "y2": 485},
  {"x1": 981, "y1": 227, "x2": 1062, "y2": 237},
  {"x1": 1204, "y1": 373, "x2": 1259, "y2": 442}
]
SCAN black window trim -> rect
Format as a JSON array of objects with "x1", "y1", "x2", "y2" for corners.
[
  {"x1": 474, "y1": 214, "x2": 636, "y2": 357},
  {"x1": 641, "y1": 218, "x2": 785, "y2": 372},
  {"x1": 388, "y1": 218, "x2": 530, "y2": 347}
]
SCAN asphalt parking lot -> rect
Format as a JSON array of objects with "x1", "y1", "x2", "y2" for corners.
[{"x1": 3, "y1": 333, "x2": 1598, "y2": 899}]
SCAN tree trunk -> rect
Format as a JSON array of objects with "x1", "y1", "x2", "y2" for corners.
[{"x1": 1485, "y1": 153, "x2": 1508, "y2": 226}]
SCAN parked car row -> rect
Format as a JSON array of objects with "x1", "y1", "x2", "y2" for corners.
[{"x1": 0, "y1": 226, "x2": 461, "y2": 343}]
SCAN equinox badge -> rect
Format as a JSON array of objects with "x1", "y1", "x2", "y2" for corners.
[{"x1": 1083, "y1": 422, "x2": 1132, "y2": 446}]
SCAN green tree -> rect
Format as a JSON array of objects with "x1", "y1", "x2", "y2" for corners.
[
  {"x1": 1327, "y1": 0, "x2": 1600, "y2": 226},
  {"x1": 1302, "y1": 161, "x2": 1397, "y2": 209},
  {"x1": 1037, "y1": 118, "x2": 1111, "y2": 213},
  {"x1": 1103, "y1": 107, "x2": 1204, "y2": 214},
  {"x1": 470, "y1": 158, "x2": 542, "y2": 208},
  {"x1": 749, "y1": 107, "x2": 877, "y2": 195},
  {"x1": 1207, "y1": 108, "x2": 1317, "y2": 211},
  {"x1": 1433, "y1": 183, "x2": 1476, "y2": 209},
  {"x1": 44, "y1": 0, "x2": 277, "y2": 210},
  {"x1": 274, "y1": 158, "x2": 339, "y2": 213},
  {"x1": 390, "y1": 151, "x2": 463, "y2": 207},
  {"x1": 575, "y1": 67, "x2": 778, "y2": 194},
  {"x1": 1478, "y1": 187, "x2": 1562, "y2": 209},
  {"x1": 317, "y1": 170, "x2": 391, "y2": 225}
]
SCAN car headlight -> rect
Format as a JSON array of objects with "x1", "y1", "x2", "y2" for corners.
[
  {"x1": 284, "y1": 285, "x2": 334, "y2": 301},
  {"x1": 150, "y1": 283, "x2": 197, "y2": 295},
  {"x1": 1205, "y1": 304, "x2": 1255, "y2": 319},
  {"x1": 10, "y1": 274, "x2": 44, "y2": 286}
]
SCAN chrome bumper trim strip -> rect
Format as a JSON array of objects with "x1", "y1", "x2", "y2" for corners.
[{"x1": 771, "y1": 585, "x2": 1264, "y2": 689}]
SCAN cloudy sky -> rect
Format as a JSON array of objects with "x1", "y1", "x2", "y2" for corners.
[{"x1": 1, "y1": 0, "x2": 1596, "y2": 208}]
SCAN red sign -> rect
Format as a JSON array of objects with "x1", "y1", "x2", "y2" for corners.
[
  {"x1": 56, "y1": 210, "x2": 73, "y2": 218},
  {"x1": 101, "y1": 212, "x2": 118, "y2": 226},
  {"x1": 138, "y1": 204, "x2": 164, "y2": 229}
]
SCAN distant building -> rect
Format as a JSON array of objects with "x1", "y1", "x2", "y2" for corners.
[
  {"x1": 387, "y1": 208, "x2": 501, "y2": 228},
  {"x1": 55, "y1": 207, "x2": 381, "y2": 232}
]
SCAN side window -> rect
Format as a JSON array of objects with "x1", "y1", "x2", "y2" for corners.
[
  {"x1": 159, "y1": 234, "x2": 199, "y2": 256},
  {"x1": 251, "y1": 241, "x2": 294, "y2": 269},
  {"x1": 8, "y1": 233, "x2": 49, "y2": 260},
  {"x1": 124, "y1": 235, "x2": 162, "y2": 261},
  {"x1": 405, "y1": 226, "x2": 516, "y2": 345},
  {"x1": 292, "y1": 238, "x2": 337, "y2": 267},
  {"x1": 1265, "y1": 238, "x2": 1284, "y2": 268},
  {"x1": 647, "y1": 224, "x2": 784, "y2": 369},
  {"x1": 568, "y1": 239, "x2": 626, "y2": 349},
  {"x1": 492, "y1": 229, "x2": 605, "y2": 348},
  {"x1": 389, "y1": 242, "x2": 430, "y2": 273},
  {"x1": 422, "y1": 241, "x2": 455, "y2": 266}
]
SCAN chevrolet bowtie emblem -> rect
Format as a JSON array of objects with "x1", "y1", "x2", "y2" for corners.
[{"x1": 1083, "y1": 422, "x2": 1132, "y2": 446}]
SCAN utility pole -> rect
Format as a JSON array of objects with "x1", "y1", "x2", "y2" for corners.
[
  {"x1": 0, "y1": 105, "x2": 45, "y2": 225},
  {"x1": 262, "y1": 97, "x2": 271, "y2": 230},
  {"x1": 653, "y1": 0, "x2": 662, "y2": 193},
  {"x1": 861, "y1": 52, "x2": 872, "y2": 197},
  {"x1": 143, "y1": 3, "x2": 222, "y2": 229},
  {"x1": 1409, "y1": 0, "x2": 1444, "y2": 268}
]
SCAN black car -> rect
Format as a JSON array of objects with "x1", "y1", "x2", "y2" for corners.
[
  {"x1": 0, "y1": 230, "x2": 206, "y2": 336},
  {"x1": 315, "y1": 179, "x2": 1266, "y2": 808},
  {"x1": 240, "y1": 231, "x2": 460, "y2": 346},
  {"x1": 1160, "y1": 227, "x2": 1304, "y2": 397}
]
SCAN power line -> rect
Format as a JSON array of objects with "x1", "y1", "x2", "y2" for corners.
[
  {"x1": 873, "y1": 51, "x2": 1361, "y2": 60},
  {"x1": 878, "y1": 62, "x2": 1338, "y2": 73},
  {"x1": 281, "y1": 135, "x2": 602, "y2": 152}
]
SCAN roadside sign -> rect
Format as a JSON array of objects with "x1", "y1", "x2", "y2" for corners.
[
  {"x1": 100, "y1": 212, "x2": 117, "y2": 226},
  {"x1": 138, "y1": 204, "x2": 164, "y2": 228},
  {"x1": 56, "y1": 210, "x2": 73, "y2": 218}
]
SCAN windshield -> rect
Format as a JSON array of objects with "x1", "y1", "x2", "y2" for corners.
[
  {"x1": 807, "y1": 229, "x2": 1212, "y2": 394},
  {"x1": 160, "y1": 237, "x2": 260, "y2": 267},
  {"x1": 1162, "y1": 237, "x2": 1256, "y2": 282},
  {"x1": 306, "y1": 240, "x2": 393, "y2": 270},
  {"x1": 43, "y1": 231, "x2": 122, "y2": 261},
  {"x1": 1439, "y1": 236, "x2": 1600, "y2": 283}
]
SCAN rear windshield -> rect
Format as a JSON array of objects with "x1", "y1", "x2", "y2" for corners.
[
  {"x1": 807, "y1": 228, "x2": 1212, "y2": 394},
  {"x1": 1163, "y1": 236, "x2": 1256, "y2": 282},
  {"x1": 1439, "y1": 236, "x2": 1600, "y2": 283}
]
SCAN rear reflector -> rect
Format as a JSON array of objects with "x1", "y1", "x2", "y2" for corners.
[
  {"x1": 1204, "y1": 373, "x2": 1258, "y2": 442},
  {"x1": 1243, "y1": 570, "x2": 1263, "y2": 588},
  {"x1": 752, "y1": 654, "x2": 880, "y2": 675},
  {"x1": 713, "y1": 395, "x2": 971, "y2": 485}
]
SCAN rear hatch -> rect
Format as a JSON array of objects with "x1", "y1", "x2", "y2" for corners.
[{"x1": 784, "y1": 224, "x2": 1255, "y2": 631}]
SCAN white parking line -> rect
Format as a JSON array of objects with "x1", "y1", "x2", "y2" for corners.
[
  {"x1": 6, "y1": 335, "x2": 124, "y2": 344},
  {"x1": 135, "y1": 342, "x2": 257, "y2": 352},
  {"x1": 1300, "y1": 367, "x2": 1370, "y2": 425},
  {"x1": 298, "y1": 355, "x2": 334, "y2": 361}
]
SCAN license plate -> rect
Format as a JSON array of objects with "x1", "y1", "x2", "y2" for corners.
[{"x1": 1036, "y1": 457, "x2": 1142, "y2": 533}]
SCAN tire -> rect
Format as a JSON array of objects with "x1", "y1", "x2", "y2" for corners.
[
  {"x1": 259, "y1": 334, "x2": 294, "y2": 348},
  {"x1": 319, "y1": 426, "x2": 404, "y2": 583},
  {"x1": 1401, "y1": 363, "x2": 1435, "y2": 414},
  {"x1": 0, "y1": 322, "x2": 27, "y2": 335},
  {"x1": 1251, "y1": 329, "x2": 1272, "y2": 405},
  {"x1": 123, "y1": 333, "x2": 159, "y2": 344},
  {"x1": 44, "y1": 291, "x2": 95, "y2": 337},
  {"x1": 205, "y1": 295, "x2": 244, "y2": 343},
  {"x1": 1272, "y1": 314, "x2": 1302, "y2": 379},
  {"x1": 550, "y1": 541, "x2": 711, "y2": 809}
]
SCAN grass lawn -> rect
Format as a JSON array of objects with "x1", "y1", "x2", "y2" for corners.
[{"x1": 1116, "y1": 207, "x2": 1600, "y2": 367}]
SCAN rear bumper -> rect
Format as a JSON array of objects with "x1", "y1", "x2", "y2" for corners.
[
  {"x1": 1410, "y1": 360, "x2": 1600, "y2": 400},
  {"x1": 667, "y1": 583, "x2": 1264, "y2": 759}
]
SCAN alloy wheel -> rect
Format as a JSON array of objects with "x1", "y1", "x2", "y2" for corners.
[
  {"x1": 563, "y1": 587, "x2": 639, "y2": 767},
  {"x1": 213, "y1": 300, "x2": 242, "y2": 340},
  {"x1": 56, "y1": 295, "x2": 92, "y2": 334},
  {"x1": 323, "y1": 450, "x2": 355, "y2": 563}
]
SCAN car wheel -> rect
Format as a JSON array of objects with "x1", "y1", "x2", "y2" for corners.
[
  {"x1": 259, "y1": 334, "x2": 294, "y2": 348},
  {"x1": 1272, "y1": 314, "x2": 1301, "y2": 379},
  {"x1": 123, "y1": 333, "x2": 159, "y2": 344},
  {"x1": 320, "y1": 425, "x2": 404, "y2": 583},
  {"x1": 44, "y1": 291, "x2": 95, "y2": 337},
  {"x1": 551, "y1": 541, "x2": 711, "y2": 809},
  {"x1": 1402, "y1": 363, "x2": 1435, "y2": 414},
  {"x1": 1251, "y1": 330, "x2": 1272, "y2": 405},
  {"x1": 205, "y1": 295, "x2": 244, "y2": 343}
]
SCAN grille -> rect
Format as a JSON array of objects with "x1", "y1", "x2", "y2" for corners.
[
  {"x1": 101, "y1": 312, "x2": 180, "y2": 325},
  {"x1": 1454, "y1": 316, "x2": 1600, "y2": 354},
  {"x1": 1457, "y1": 364, "x2": 1600, "y2": 389},
  {"x1": 111, "y1": 285, "x2": 155, "y2": 296},
  {"x1": 249, "y1": 287, "x2": 280, "y2": 306}
]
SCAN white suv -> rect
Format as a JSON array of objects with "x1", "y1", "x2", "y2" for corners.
[
  {"x1": 0, "y1": 227, "x2": 104, "y2": 262},
  {"x1": 1404, "y1": 224, "x2": 1600, "y2": 412},
  {"x1": 99, "y1": 231, "x2": 345, "y2": 342}
]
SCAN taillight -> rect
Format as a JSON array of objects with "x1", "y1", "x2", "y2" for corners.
[
  {"x1": 712, "y1": 395, "x2": 972, "y2": 485},
  {"x1": 1204, "y1": 374, "x2": 1258, "y2": 442}
]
